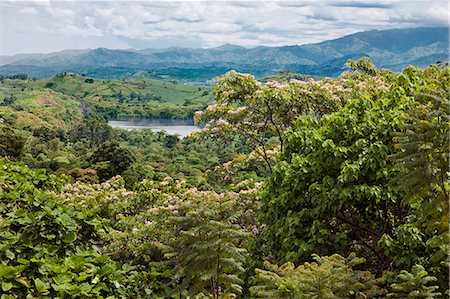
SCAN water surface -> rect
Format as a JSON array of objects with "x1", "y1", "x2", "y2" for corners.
[{"x1": 108, "y1": 118, "x2": 201, "y2": 138}]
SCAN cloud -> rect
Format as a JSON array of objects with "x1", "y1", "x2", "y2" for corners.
[
  {"x1": 276, "y1": 1, "x2": 312, "y2": 8},
  {"x1": 328, "y1": 1, "x2": 395, "y2": 9},
  {"x1": 172, "y1": 17, "x2": 202, "y2": 23},
  {"x1": 19, "y1": 7, "x2": 38, "y2": 14},
  {"x1": 306, "y1": 11, "x2": 338, "y2": 21},
  {"x1": 229, "y1": 1, "x2": 265, "y2": 8},
  {"x1": 46, "y1": 7, "x2": 75, "y2": 18},
  {"x1": 1, "y1": 0, "x2": 448, "y2": 55}
]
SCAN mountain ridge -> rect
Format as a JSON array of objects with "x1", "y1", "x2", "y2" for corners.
[{"x1": 1, "y1": 27, "x2": 448, "y2": 81}]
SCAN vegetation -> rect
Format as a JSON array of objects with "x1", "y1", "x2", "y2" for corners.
[
  {"x1": 0, "y1": 59, "x2": 448, "y2": 298},
  {"x1": 0, "y1": 73, "x2": 212, "y2": 124},
  {"x1": 0, "y1": 162, "x2": 137, "y2": 298}
]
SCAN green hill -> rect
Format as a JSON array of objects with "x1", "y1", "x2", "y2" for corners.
[
  {"x1": 0, "y1": 81, "x2": 82, "y2": 130},
  {"x1": 0, "y1": 74, "x2": 213, "y2": 130}
]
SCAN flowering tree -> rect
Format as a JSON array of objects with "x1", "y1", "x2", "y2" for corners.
[
  {"x1": 195, "y1": 62, "x2": 391, "y2": 173},
  {"x1": 259, "y1": 63, "x2": 450, "y2": 293},
  {"x1": 57, "y1": 175, "x2": 261, "y2": 297}
]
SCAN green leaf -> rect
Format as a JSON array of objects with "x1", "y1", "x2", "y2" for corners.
[
  {"x1": 63, "y1": 232, "x2": 77, "y2": 243},
  {"x1": 34, "y1": 278, "x2": 47, "y2": 293},
  {"x1": 0, "y1": 265, "x2": 18, "y2": 279},
  {"x1": 17, "y1": 258, "x2": 30, "y2": 266},
  {"x1": 58, "y1": 213, "x2": 77, "y2": 229},
  {"x1": 78, "y1": 282, "x2": 93, "y2": 295},
  {"x1": 100, "y1": 262, "x2": 116, "y2": 277},
  {"x1": 66, "y1": 255, "x2": 85, "y2": 270},
  {"x1": 15, "y1": 278, "x2": 30, "y2": 288},
  {"x1": 5, "y1": 250, "x2": 14, "y2": 260},
  {"x1": 1, "y1": 281, "x2": 13, "y2": 292}
]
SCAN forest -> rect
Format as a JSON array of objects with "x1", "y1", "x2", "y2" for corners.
[{"x1": 0, "y1": 58, "x2": 448, "y2": 298}]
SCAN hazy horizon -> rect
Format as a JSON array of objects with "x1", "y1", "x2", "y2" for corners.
[
  {"x1": 1, "y1": 25, "x2": 446, "y2": 57},
  {"x1": 1, "y1": 0, "x2": 448, "y2": 56}
]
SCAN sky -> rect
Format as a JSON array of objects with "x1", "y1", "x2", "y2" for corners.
[{"x1": 1, "y1": 0, "x2": 448, "y2": 55}]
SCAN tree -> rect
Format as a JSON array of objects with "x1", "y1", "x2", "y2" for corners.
[
  {"x1": 1, "y1": 94, "x2": 17, "y2": 106},
  {"x1": 258, "y1": 63, "x2": 450, "y2": 294},
  {"x1": 169, "y1": 218, "x2": 246, "y2": 298},
  {"x1": 250, "y1": 253, "x2": 380, "y2": 298},
  {"x1": 69, "y1": 118, "x2": 114, "y2": 147},
  {"x1": 382, "y1": 65, "x2": 449, "y2": 290},
  {"x1": 0, "y1": 126, "x2": 25, "y2": 159},
  {"x1": 163, "y1": 134, "x2": 180, "y2": 148},
  {"x1": 259, "y1": 94, "x2": 406, "y2": 269},
  {"x1": 0, "y1": 160, "x2": 134, "y2": 298},
  {"x1": 250, "y1": 253, "x2": 441, "y2": 299},
  {"x1": 91, "y1": 141, "x2": 135, "y2": 180},
  {"x1": 195, "y1": 66, "x2": 390, "y2": 173},
  {"x1": 161, "y1": 191, "x2": 248, "y2": 298},
  {"x1": 32, "y1": 126, "x2": 57, "y2": 142},
  {"x1": 390, "y1": 65, "x2": 449, "y2": 201}
]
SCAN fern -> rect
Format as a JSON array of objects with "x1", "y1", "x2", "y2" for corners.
[
  {"x1": 386, "y1": 265, "x2": 441, "y2": 298},
  {"x1": 388, "y1": 66, "x2": 449, "y2": 291},
  {"x1": 250, "y1": 253, "x2": 382, "y2": 298},
  {"x1": 390, "y1": 67, "x2": 449, "y2": 202},
  {"x1": 163, "y1": 193, "x2": 248, "y2": 298}
]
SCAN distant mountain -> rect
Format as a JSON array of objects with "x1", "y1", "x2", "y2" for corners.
[
  {"x1": 0, "y1": 27, "x2": 448, "y2": 81},
  {"x1": 0, "y1": 49, "x2": 91, "y2": 66}
]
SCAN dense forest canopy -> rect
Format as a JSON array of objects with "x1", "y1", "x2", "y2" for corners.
[{"x1": 0, "y1": 59, "x2": 448, "y2": 298}]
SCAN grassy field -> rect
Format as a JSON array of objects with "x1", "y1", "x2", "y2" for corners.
[
  {"x1": 0, "y1": 82, "x2": 82, "y2": 130},
  {"x1": 0, "y1": 74, "x2": 213, "y2": 130},
  {"x1": 31, "y1": 74, "x2": 211, "y2": 105}
]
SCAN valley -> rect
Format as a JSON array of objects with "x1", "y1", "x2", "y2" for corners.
[
  {"x1": 1, "y1": 59, "x2": 448, "y2": 298},
  {"x1": 0, "y1": 16, "x2": 449, "y2": 298}
]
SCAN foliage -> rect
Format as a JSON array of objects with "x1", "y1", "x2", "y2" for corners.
[
  {"x1": 250, "y1": 253, "x2": 381, "y2": 298},
  {"x1": 55, "y1": 175, "x2": 260, "y2": 297},
  {"x1": 91, "y1": 141, "x2": 136, "y2": 180},
  {"x1": 250, "y1": 253, "x2": 441, "y2": 299},
  {"x1": 69, "y1": 118, "x2": 115, "y2": 147},
  {"x1": 390, "y1": 65, "x2": 449, "y2": 201},
  {"x1": 0, "y1": 59, "x2": 448, "y2": 297},
  {"x1": 383, "y1": 265, "x2": 441, "y2": 298},
  {"x1": 163, "y1": 134, "x2": 179, "y2": 148},
  {"x1": 347, "y1": 57, "x2": 381, "y2": 76},
  {"x1": 0, "y1": 160, "x2": 135, "y2": 298},
  {"x1": 161, "y1": 190, "x2": 248, "y2": 298},
  {"x1": 195, "y1": 69, "x2": 390, "y2": 175},
  {"x1": 257, "y1": 63, "x2": 449, "y2": 295},
  {"x1": 205, "y1": 146, "x2": 278, "y2": 187},
  {"x1": 382, "y1": 65, "x2": 450, "y2": 290},
  {"x1": 0, "y1": 126, "x2": 25, "y2": 159},
  {"x1": 260, "y1": 94, "x2": 406, "y2": 268}
]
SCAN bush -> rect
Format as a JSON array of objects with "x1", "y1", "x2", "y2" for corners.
[
  {"x1": 0, "y1": 160, "x2": 134, "y2": 298},
  {"x1": 0, "y1": 127, "x2": 25, "y2": 159}
]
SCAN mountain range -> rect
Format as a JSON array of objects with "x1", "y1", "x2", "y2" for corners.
[{"x1": 1, "y1": 27, "x2": 448, "y2": 81}]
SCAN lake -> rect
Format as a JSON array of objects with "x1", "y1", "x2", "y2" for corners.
[{"x1": 108, "y1": 118, "x2": 201, "y2": 138}]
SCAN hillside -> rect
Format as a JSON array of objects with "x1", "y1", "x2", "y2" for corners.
[
  {"x1": 1, "y1": 61, "x2": 448, "y2": 298},
  {"x1": 0, "y1": 27, "x2": 448, "y2": 81},
  {"x1": 0, "y1": 74, "x2": 212, "y2": 130},
  {"x1": 0, "y1": 85, "x2": 82, "y2": 131}
]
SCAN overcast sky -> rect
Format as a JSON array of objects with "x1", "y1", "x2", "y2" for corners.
[{"x1": 1, "y1": 0, "x2": 448, "y2": 55}]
